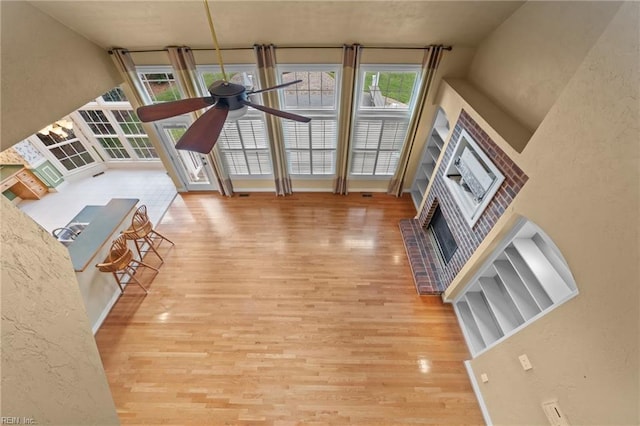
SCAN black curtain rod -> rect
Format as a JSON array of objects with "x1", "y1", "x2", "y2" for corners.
[{"x1": 110, "y1": 45, "x2": 452, "y2": 54}]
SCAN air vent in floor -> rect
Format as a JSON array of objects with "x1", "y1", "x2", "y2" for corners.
[
  {"x1": 238, "y1": 193, "x2": 250, "y2": 197},
  {"x1": 362, "y1": 193, "x2": 373, "y2": 197}
]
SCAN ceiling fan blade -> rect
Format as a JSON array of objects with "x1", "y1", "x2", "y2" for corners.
[
  {"x1": 242, "y1": 100, "x2": 311, "y2": 123},
  {"x1": 174, "y1": 105, "x2": 229, "y2": 154},
  {"x1": 247, "y1": 79, "x2": 304, "y2": 95},
  {"x1": 137, "y1": 97, "x2": 214, "y2": 122}
]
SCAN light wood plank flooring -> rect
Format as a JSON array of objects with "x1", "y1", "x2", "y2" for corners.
[{"x1": 95, "y1": 192, "x2": 482, "y2": 425}]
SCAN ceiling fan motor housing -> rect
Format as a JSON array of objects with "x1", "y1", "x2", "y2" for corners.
[{"x1": 209, "y1": 81, "x2": 248, "y2": 111}]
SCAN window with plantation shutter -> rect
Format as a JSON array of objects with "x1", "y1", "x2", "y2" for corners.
[
  {"x1": 283, "y1": 120, "x2": 337, "y2": 175},
  {"x1": 350, "y1": 66, "x2": 420, "y2": 177},
  {"x1": 217, "y1": 120, "x2": 272, "y2": 175},
  {"x1": 195, "y1": 65, "x2": 272, "y2": 177},
  {"x1": 279, "y1": 66, "x2": 340, "y2": 176}
]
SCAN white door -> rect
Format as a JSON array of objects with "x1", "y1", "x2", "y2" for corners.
[{"x1": 155, "y1": 119, "x2": 218, "y2": 191}]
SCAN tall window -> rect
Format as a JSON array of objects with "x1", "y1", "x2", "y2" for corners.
[
  {"x1": 196, "y1": 66, "x2": 272, "y2": 176},
  {"x1": 351, "y1": 66, "x2": 420, "y2": 176},
  {"x1": 77, "y1": 87, "x2": 159, "y2": 161},
  {"x1": 279, "y1": 67, "x2": 340, "y2": 176},
  {"x1": 34, "y1": 123, "x2": 95, "y2": 171}
]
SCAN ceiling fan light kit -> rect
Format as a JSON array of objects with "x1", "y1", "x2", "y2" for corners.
[{"x1": 135, "y1": 0, "x2": 311, "y2": 154}]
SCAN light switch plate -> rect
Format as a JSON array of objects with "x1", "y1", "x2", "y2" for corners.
[
  {"x1": 542, "y1": 400, "x2": 569, "y2": 425},
  {"x1": 480, "y1": 373, "x2": 489, "y2": 383},
  {"x1": 519, "y1": 354, "x2": 533, "y2": 370}
]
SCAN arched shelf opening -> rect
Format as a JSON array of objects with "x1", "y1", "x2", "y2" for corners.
[{"x1": 453, "y1": 218, "x2": 578, "y2": 356}]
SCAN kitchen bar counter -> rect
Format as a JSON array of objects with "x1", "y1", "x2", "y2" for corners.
[
  {"x1": 67, "y1": 198, "x2": 139, "y2": 333},
  {"x1": 69, "y1": 198, "x2": 139, "y2": 272}
]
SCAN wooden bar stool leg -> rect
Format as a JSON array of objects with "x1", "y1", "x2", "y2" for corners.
[
  {"x1": 143, "y1": 236, "x2": 164, "y2": 262},
  {"x1": 112, "y1": 272, "x2": 125, "y2": 294},
  {"x1": 131, "y1": 259, "x2": 160, "y2": 272}
]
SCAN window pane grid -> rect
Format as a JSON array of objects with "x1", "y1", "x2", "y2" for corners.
[
  {"x1": 47, "y1": 137, "x2": 95, "y2": 171},
  {"x1": 79, "y1": 110, "x2": 116, "y2": 135},
  {"x1": 127, "y1": 137, "x2": 159, "y2": 159},
  {"x1": 80, "y1": 103, "x2": 158, "y2": 160},
  {"x1": 138, "y1": 72, "x2": 182, "y2": 103},
  {"x1": 101, "y1": 87, "x2": 128, "y2": 102},
  {"x1": 281, "y1": 71, "x2": 336, "y2": 109},
  {"x1": 97, "y1": 137, "x2": 130, "y2": 159},
  {"x1": 112, "y1": 110, "x2": 146, "y2": 135},
  {"x1": 36, "y1": 129, "x2": 77, "y2": 147}
]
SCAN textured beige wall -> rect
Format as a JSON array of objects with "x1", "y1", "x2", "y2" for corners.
[
  {"x1": 445, "y1": 2, "x2": 638, "y2": 424},
  {"x1": 468, "y1": 1, "x2": 622, "y2": 132},
  {"x1": 0, "y1": 197, "x2": 119, "y2": 424},
  {"x1": 0, "y1": 0, "x2": 121, "y2": 150}
]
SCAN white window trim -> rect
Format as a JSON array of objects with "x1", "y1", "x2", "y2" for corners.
[
  {"x1": 277, "y1": 65, "x2": 341, "y2": 177},
  {"x1": 194, "y1": 65, "x2": 273, "y2": 178},
  {"x1": 349, "y1": 64, "x2": 421, "y2": 177},
  {"x1": 75, "y1": 106, "x2": 160, "y2": 162},
  {"x1": 136, "y1": 65, "x2": 187, "y2": 105},
  {"x1": 27, "y1": 130, "x2": 100, "y2": 178}
]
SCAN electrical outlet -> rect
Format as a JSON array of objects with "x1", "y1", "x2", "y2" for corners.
[
  {"x1": 480, "y1": 373, "x2": 489, "y2": 383},
  {"x1": 542, "y1": 400, "x2": 570, "y2": 425},
  {"x1": 519, "y1": 354, "x2": 533, "y2": 371}
]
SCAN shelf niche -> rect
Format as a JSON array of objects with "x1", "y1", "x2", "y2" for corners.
[
  {"x1": 453, "y1": 218, "x2": 578, "y2": 357},
  {"x1": 410, "y1": 107, "x2": 450, "y2": 209}
]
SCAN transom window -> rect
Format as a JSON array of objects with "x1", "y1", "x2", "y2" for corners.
[
  {"x1": 138, "y1": 67, "x2": 183, "y2": 104},
  {"x1": 360, "y1": 70, "x2": 418, "y2": 110},
  {"x1": 281, "y1": 70, "x2": 337, "y2": 109},
  {"x1": 279, "y1": 66, "x2": 340, "y2": 176},
  {"x1": 351, "y1": 66, "x2": 420, "y2": 176}
]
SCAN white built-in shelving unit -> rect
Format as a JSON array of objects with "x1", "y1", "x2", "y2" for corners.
[
  {"x1": 410, "y1": 108, "x2": 450, "y2": 209},
  {"x1": 453, "y1": 219, "x2": 578, "y2": 356}
]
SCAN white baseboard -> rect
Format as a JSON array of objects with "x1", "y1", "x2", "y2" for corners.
[{"x1": 464, "y1": 360, "x2": 492, "y2": 425}]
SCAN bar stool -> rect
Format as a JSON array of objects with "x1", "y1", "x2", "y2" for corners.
[
  {"x1": 122, "y1": 205, "x2": 174, "y2": 263},
  {"x1": 96, "y1": 235, "x2": 158, "y2": 294}
]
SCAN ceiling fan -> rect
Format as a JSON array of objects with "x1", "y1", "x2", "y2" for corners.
[{"x1": 136, "y1": 1, "x2": 310, "y2": 154}]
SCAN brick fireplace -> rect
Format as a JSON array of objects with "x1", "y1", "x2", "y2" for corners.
[{"x1": 401, "y1": 109, "x2": 529, "y2": 294}]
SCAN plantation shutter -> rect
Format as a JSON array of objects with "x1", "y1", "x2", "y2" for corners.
[
  {"x1": 351, "y1": 119, "x2": 408, "y2": 175},
  {"x1": 283, "y1": 119, "x2": 337, "y2": 175}
]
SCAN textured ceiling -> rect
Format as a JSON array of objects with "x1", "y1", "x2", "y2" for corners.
[{"x1": 29, "y1": 1, "x2": 524, "y2": 50}]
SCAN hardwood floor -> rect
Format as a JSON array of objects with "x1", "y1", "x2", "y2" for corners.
[{"x1": 95, "y1": 192, "x2": 483, "y2": 425}]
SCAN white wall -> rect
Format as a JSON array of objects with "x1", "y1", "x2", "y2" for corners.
[
  {"x1": 0, "y1": 0, "x2": 121, "y2": 150},
  {"x1": 0, "y1": 197, "x2": 119, "y2": 424}
]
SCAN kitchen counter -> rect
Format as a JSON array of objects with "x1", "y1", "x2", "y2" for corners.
[
  {"x1": 68, "y1": 198, "x2": 139, "y2": 272},
  {"x1": 67, "y1": 198, "x2": 139, "y2": 333}
]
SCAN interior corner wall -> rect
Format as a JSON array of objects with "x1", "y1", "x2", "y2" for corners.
[
  {"x1": 466, "y1": 2, "x2": 639, "y2": 424},
  {"x1": 0, "y1": 197, "x2": 119, "y2": 424},
  {"x1": 467, "y1": 1, "x2": 623, "y2": 133},
  {"x1": 0, "y1": 0, "x2": 122, "y2": 151}
]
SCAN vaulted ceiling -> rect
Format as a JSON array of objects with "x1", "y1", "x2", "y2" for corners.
[{"x1": 29, "y1": 1, "x2": 524, "y2": 50}]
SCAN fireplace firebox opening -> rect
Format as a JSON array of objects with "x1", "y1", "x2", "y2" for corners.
[{"x1": 427, "y1": 205, "x2": 458, "y2": 264}]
